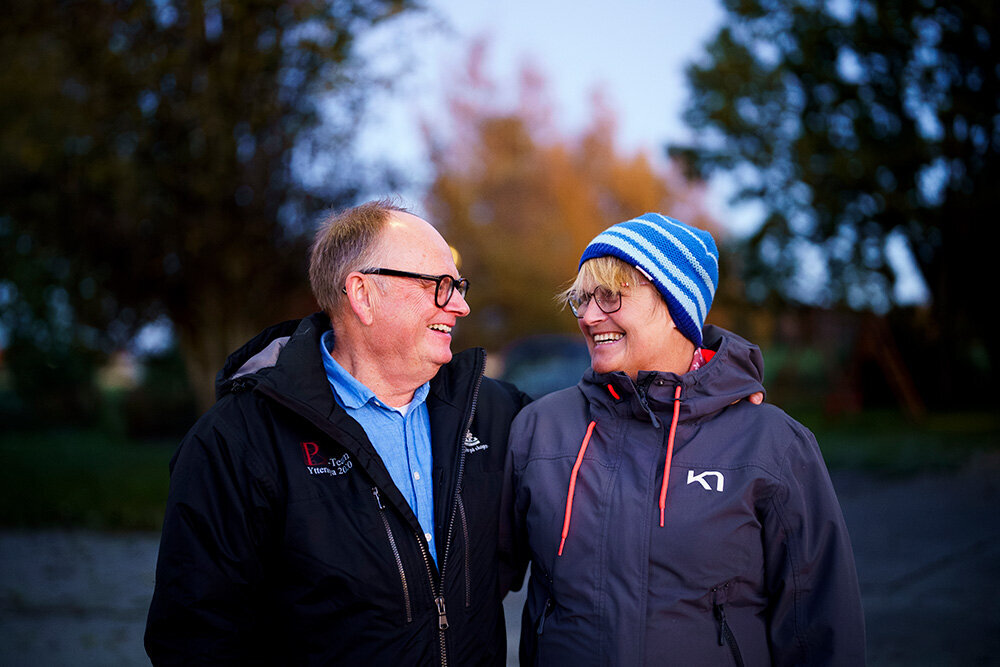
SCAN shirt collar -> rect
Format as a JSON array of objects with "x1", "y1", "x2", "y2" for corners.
[{"x1": 320, "y1": 329, "x2": 429, "y2": 412}]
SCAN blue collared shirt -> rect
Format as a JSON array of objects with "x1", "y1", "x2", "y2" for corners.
[{"x1": 320, "y1": 330, "x2": 437, "y2": 564}]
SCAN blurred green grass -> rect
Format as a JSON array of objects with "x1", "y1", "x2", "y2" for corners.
[
  {"x1": 1, "y1": 410, "x2": 997, "y2": 530},
  {"x1": 0, "y1": 430, "x2": 175, "y2": 531},
  {"x1": 803, "y1": 410, "x2": 1000, "y2": 475}
]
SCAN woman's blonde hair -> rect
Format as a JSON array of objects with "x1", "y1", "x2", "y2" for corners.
[{"x1": 556, "y1": 255, "x2": 646, "y2": 308}]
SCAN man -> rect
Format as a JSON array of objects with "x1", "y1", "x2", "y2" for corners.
[{"x1": 145, "y1": 200, "x2": 529, "y2": 665}]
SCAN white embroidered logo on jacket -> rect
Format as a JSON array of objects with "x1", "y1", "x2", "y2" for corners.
[
  {"x1": 463, "y1": 431, "x2": 488, "y2": 454},
  {"x1": 686, "y1": 470, "x2": 725, "y2": 492}
]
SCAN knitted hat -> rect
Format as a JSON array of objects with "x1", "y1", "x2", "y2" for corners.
[{"x1": 579, "y1": 212, "x2": 719, "y2": 347}]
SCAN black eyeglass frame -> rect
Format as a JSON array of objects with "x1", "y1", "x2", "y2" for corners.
[
  {"x1": 361, "y1": 268, "x2": 470, "y2": 308},
  {"x1": 568, "y1": 286, "x2": 623, "y2": 318}
]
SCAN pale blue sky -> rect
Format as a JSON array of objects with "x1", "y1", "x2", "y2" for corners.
[
  {"x1": 423, "y1": 0, "x2": 724, "y2": 149},
  {"x1": 357, "y1": 0, "x2": 728, "y2": 214}
]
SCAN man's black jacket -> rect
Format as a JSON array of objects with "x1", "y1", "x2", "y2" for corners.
[{"x1": 145, "y1": 313, "x2": 529, "y2": 665}]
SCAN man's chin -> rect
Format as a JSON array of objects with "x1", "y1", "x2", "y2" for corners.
[{"x1": 430, "y1": 347, "x2": 454, "y2": 368}]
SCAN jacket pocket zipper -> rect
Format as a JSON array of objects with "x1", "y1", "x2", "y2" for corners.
[
  {"x1": 536, "y1": 597, "x2": 554, "y2": 635},
  {"x1": 712, "y1": 584, "x2": 745, "y2": 667},
  {"x1": 534, "y1": 563, "x2": 556, "y2": 636},
  {"x1": 457, "y1": 494, "x2": 471, "y2": 608},
  {"x1": 373, "y1": 487, "x2": 412, "y2": 623}
]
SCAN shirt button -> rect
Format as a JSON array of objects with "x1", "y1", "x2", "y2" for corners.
[
  {"x1": 425, "y1": 532, "x2": 433, "y2": 542},
  {"x1": 413, "y1": 471, "x2": 421, "y2": 480}
]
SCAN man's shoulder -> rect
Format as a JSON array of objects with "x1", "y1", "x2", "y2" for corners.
[
  {"x1": 184, "y1": 385, "x2": 279, "y2": 449},
  {"x1": 480, "y1": 375, "x2": 531, "y2": 410},
  {"x1": 510, "y1": 384, "x2": 585, "y2": 432},
  {"x1": 437, "y1": 347, "x2": 531, "y2": 414}
]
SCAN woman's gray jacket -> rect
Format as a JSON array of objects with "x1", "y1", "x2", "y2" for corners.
[{"x1": 500, "y1": 325, "x2": 865, "y2": 666}]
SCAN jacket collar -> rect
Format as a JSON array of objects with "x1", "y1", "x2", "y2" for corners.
[{"x1": 582, "y1": 324, "x2": 766, "y2": 425}]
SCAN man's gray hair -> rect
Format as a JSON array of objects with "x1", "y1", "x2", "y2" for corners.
[{"x1": 309, "y1": 198, "x2": 410, "y2": 315}]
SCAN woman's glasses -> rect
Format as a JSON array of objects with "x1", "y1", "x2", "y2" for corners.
[{"x1": 568, "y1": 286, "x2": 622, "y2": 318}]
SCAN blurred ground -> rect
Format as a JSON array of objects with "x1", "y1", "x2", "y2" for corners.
[
  {"x1": 0, "y1": 531, "x2": 157, "y2": 666},
  {"x1": 1, "y1": 454, "x2": 998, "y2": 666}
]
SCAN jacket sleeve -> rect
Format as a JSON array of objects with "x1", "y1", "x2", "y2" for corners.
[
  {"x1": 144, "y1": 409, "x2": 280, "y2": 666},
  {"x1": 762, "y1": 422, "x2": 867, "y2": 666},
  {"x1": 498, "y1": 412, "x2": 532, "y2": 597}
]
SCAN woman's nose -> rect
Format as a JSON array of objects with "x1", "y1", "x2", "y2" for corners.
[{"x1": 578, "y1": 299, "x2": 607, "y2": 323}]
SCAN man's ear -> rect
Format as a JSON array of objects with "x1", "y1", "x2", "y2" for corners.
[{"x1": 343, "y1": 273, "x2": 376, "y2": 326}]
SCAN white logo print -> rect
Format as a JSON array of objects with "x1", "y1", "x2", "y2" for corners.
[
  {"x1": 463, "y1": 431, "x2": 488, "y2": 454},
  {"x1": 687, "y1": 470, "x2": 725, "y2": 492}
]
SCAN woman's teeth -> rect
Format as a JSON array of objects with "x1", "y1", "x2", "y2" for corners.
[{"x1": 593, "y1": 332, "x2": 623, "y2": 344}]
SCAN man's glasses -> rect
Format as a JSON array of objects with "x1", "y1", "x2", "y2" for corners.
[
  {"x1": 362, "y1": 268, "x2": 470, "y2": 308},
  {"x1": 568, "y1": 286, "x2": 622, "y2": 318}
]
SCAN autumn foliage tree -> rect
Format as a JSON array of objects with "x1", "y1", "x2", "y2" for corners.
[{"x1": 424, "y1": 42, "x2": 723, "y2": 357}]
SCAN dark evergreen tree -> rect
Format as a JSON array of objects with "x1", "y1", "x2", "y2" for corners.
[
  {"x1": 672, "y1": 0, "x2": 998, "y2": 404},
  {"x1": 0, "y1": 0, "x2": 416, "y2": 411}
]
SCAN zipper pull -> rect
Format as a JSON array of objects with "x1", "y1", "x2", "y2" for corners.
[
  {"x1": 372, "y1": 487, "x2": 385, "y2": 510},
  {"x1": 712, "y1": 587, "x2": 726, "y2": 646},
  {"x1": 536, "y1": 597, "x2": 553, "y2": 635},
  {"x1": 435, "y1": 596, "x2": 449, "y2": 629}
]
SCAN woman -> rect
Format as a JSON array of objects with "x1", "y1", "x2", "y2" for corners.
[{"x1": 500, "y1": 213, "x2": 865, "y2": 665}]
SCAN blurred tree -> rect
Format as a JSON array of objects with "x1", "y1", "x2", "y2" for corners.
[
  {"x1": 0, "y1": 0, "x2": 416, "y2": 412},
  {"x1": 671, "y1": 0, "x2": 998, "y2": 403},
  {"x1": 424, "y1": 40, "x2": 723, "y2": 355}
]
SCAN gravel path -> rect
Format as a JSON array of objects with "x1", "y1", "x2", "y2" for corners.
[
  {"x1": 833, "y1": 453, "x2": 1000, "y2": 665},
  {"x1": 0, "y1": 531, "x2": 158, "y2": 666},
  {"x1": 2, "y1": 455, "x2": 998, "y2": 666}
]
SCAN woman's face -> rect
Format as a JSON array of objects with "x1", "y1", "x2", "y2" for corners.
[{"x1": 575, "y1": 279, "x2": 695, "y2": 378}]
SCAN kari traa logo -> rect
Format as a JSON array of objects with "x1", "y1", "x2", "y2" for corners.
[
  {"x1": 301, "y1": 442, "x2": 353, "y2": 477},
  {"x1": 687, "y1": 469, "x2": 725, "y2": 492}
]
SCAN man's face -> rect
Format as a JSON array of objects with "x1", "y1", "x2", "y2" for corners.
[{"x1": 367, "y1": 212, "x2": 470, "y2": 385}]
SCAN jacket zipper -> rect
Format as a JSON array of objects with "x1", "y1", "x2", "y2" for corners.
[
  {"x1": 372, "y1": 487, "x2": 412, "y2": 623},
  {"x1": 534, "y1": 566, "x2": 556, "y2": 636},
  {"x1": 712, "y1": 584, "x2": 745, "y2": 667},
  {"x1": 416, "y1": 350, "x2": 487, "y2": 667},
  {"x1": 536, "y1": 597, "x2": 554, "y2": 635},
  {"x1": 457, "y1": 494, "x2": 471, "y2": 608},
  {"x1": 413, "y1": 535, "x2": 449, "y2": 665}
]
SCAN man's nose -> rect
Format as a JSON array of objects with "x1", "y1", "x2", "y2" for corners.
[{"x1": 446, "y1": 289, "x2": 471, "y2": 317}]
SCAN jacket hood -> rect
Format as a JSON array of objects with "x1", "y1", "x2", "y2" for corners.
[
  {"x1": 214, "y1": 315, "x2": 314, "y2": 401},
  {"x1": 213, "y1": 312, "x2": 490, "y2": 412},
  {"x1": 582, "y1": 324, "x2": 765, "y2": 424}
]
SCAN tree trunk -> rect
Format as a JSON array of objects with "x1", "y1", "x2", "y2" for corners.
[{"x1": 174, "y1": 303, "x2": 261, "y2": 415}]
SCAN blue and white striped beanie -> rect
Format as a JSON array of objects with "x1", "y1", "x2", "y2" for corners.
[{"x1": 579, "y1": 212, "x2": 719, "y2": 347}]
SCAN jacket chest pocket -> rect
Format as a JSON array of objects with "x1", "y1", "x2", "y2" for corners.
[
  {"x1": 651, "y1": 468, "x2": 762, "y2": 583},
  {"x1": 372, "y1": 486, "x2": 414, "y2": 623},
  {"x1": 455, "y1": 470, "x2": 502, "y2": 612},
  {"x1": 282, "y1": 488, "x2": 427, "y2": 627},
  {"x1": 712, "y1": 582, "x2": 747, "y2": 667}
]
